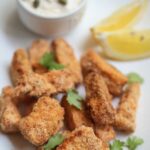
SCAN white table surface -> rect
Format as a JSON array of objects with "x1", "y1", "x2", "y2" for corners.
[{"x1": 0, "y1": 0, "x2": 150, "y2": 150}]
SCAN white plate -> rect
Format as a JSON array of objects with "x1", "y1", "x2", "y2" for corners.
[{"x1": 0, "y1": 0, "x2": 150, "y2": 150}]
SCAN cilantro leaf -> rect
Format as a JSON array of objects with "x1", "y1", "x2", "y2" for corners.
[
  {"x1": 67, "y1": 89, "x2": 83, "y2": 110},
  {"x1": 40, "y1": 52, "x2": 54, "y2": 68},
  {"x1": 49, "y1": 62, "x2": 66, "y2": 70},
  {"x1": 125, "y1": 136, "x2": 144, "y2": 150},
  {"x1": 110, "y1": 140, "x2": 124, "y2": 150},
  {"x1": 40, "y1": 52, "x2": 65, "y2": 70},
  {"x1": 44, "y1": 133, "x2": 64, "y2": 150},
  {"x1": 127, "y1": 72, "x2": 144, "y2": 84}
]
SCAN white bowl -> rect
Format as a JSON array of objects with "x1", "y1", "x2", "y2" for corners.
[{"x1": 17, "y1": 0, "x2": 87, "y2": 37}]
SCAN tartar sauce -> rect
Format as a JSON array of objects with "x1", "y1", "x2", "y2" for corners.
[{"x1": 20, "y1": 0, "x2": 82, "y2": 17}]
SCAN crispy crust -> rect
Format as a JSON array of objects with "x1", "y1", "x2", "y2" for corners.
[
  {"x1": 84, "y1": 72, "x2": 115, "y2": 125},
  {"x1": 44, "y1": 70, "x2": 75, "y2": 93},
  {"x1": 61, "y1": 97, "x2": 93, "y2": 130},
  {"x1": 19, "y1": 96, "x2": 64, "y2": 146},
  {"x1": 13, "y1": 73, "x2": 56, "y2": 102},
  {"x1": 81, "y1": 50, "x2": 128, "y2": 96},
  {"x1": 10, "y1": 49, "x2": 32, "y2": 85},
  {"x1": 94, "y1": 125, "x2": 116, "y2": 142},
  {"x1": 115, "y1": 83, "x2": 140, "y2": 133},
  {"x1": 52, "y1": 38, "x2": 83, "y2": 84},
  {"x1": 28, "y1": 39, "x2": 50, "y2": 74},
  {"x1": 57, "y1": 126, "x2": 109, "y2": 150},
  {"x1": 0, "y1": 86, "x2": 21, "y2": 133}
]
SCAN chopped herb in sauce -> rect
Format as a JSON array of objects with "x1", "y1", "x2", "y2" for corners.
[
  {"x1": 58, "y1": 0, "x2": 67, "y2": 5},
  {"x1": 33, "y1": 0, "x2": 40, "y2": 8}
]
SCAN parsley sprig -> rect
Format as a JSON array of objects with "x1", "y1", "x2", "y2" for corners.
[
  {"x1": 125, "y1": 136, "x2": 144, "y2": 150},
  {"x1": 110, "y1": 140, "x2": 124, "y2": 150},
  {"x1": 44, "y1": 133, "x2": 64, "y2": 150},
  {"x1": 127, "y1": 72, "x2": 144, "y2": 84},
  {"x1": 67, "y1": 89, "x2": 83, "y2": 110},
  {"x1": 110, "y1": 136, "x2": 144, "y2": 150},
  {"x1": 40, "y1": 52, "x2": 65, "y2": 70}
]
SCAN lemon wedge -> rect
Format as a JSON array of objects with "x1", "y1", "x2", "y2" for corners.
[
  {"x1": 91, "y1": 0, "x2": 147, "y2": 34},
  {"x1": 97, "y1": 29, "x2": 150, "y2": 60}
]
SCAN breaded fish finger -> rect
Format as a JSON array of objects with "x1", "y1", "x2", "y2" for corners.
[
  {"x1": 10, "y1": 49, "x2": 32, "y2": 85},
  {"x1": 115, "y1": 83, "x2": 140, "y2": 133},
  {"x1": 0, "y1": 86, "x2": 21, "y2": 133},
  {"x1": 94, "y1": 125, "x2": 116, "y2": 142},
  {"x1": 84, "y1": 72, "x2": 115, "y2": 125},
  {"x1": 15, "y1": 73, "x2": 56, "y2": 97},
  {"x1": 44, "y1": 70, "x2": 74, "y2": 93},
  {"x1": 14, "y1": 73, "x2": 56, "y2": 102},
  {"x1": 61, "y1": 96, "x2": 93, "y2": 130},
  {"x1": 57, "y1": 126, "x2": 109, "y2": 150},
  {"x1": 28, "y1": 39, "x2": 50, "y2": 74},
  {"x1": 52, "y1": 38, "x2": 83, "y2": 84},
  {"x1": 19, "y1": 96, "x2": 64, "y2": 146},
  {"x1": 81, "y1": 50, "x2": 128, "y2": 96}
]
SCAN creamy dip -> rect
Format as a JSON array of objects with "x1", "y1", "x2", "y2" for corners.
[{"x1": 20, "y1": 0, "x2": 82, "y2": 17}]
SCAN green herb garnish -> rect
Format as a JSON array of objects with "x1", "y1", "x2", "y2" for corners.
[
  {"x1": 125, "y1": 136, "x2": 144, "y2": 150},
  {"x1": 127, "y1": 72, "x2": 144, "y2": 84},
  {"x1": 67, "y1": 89, "x2": 83, "y2": 110},
  {"x1": 109, "y1": 140, "x2": 124, "y2": 150},
  {"x1": 40, "y1": 52, "x2": 65, "y2": 70},
  {"x1": 110, "y1": 136, "x2": 144, "y2": 150},
  {"x1": 58, "y1": 0, "x2": 67, "y2": 5},
  {"x1": 44, "y1": 133, "x2": 64, "y2": 150},
  {"x1": 33, "y1": 0, "x2": 40, "y2": 8}
]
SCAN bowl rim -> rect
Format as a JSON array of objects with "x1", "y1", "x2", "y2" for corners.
[{"x1": 17, "y1": 0, "x2": 87, "y2": 20}]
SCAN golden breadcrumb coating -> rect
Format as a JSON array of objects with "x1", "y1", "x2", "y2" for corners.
[
  {"x1": 0, "y1": 86, "x2": 21, "y2": 133},
  {"x1": 19, "y1": 96, "x2": 64, "y2": 146},
  {"x1": 115, "y1": 83, "x2": 140, "y2": 133},
  {"x1": 81, "y1": 50, "x2": 128, "y2": 96},
  {"x1": 44, "y1": 70, "x2": 75, "y2": 93},
  {"x1": 10, "y1": 49, "x2": 32, "y2": 85},
  {"x1": 94, "y1": 125, "x2": 116, "y2": 142},
  {"x1": 61, "y1": 97, "x2": 93, "y2": 130},
  {"x1": 14, "y1": 73, "x2": 56, "y2": 102},
  {"x1": 28, "y1": 39, "x2": 50, "y2": 74},
  {"x1": 84, "y1": 72, "x2": 115, "y2": 125},
  {"x1": 52, "y1": 38, "x2": 83, "y2": 84},
  {"x1": 57, "y1": 126, "x2": 109, "y2": 150}
]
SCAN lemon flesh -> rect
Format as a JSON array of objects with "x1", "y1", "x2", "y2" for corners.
[
  {"x1": 101, "y1": 30, "x2": 150, "y2": 60},
  {"x1": 92, "y1": 0, "x2": 147, "y2": 33}
]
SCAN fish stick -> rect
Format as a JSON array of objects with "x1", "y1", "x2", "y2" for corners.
[
  {"x1": 115, "y1": 83, "x2": 140, "y2": 133},
  {"x1": 81, "y1": 50, "x2": 128, "y2": 96},
  {"x1": 44, "y1": 70, "x2": 74, "y2": 93},
  {"x1": 52, "y1": 38, "x2": 83, "y2": 84},
  {"x1": 13, "y1": 73, "x2": 56, "y2": 103},
  {"x1": 28, "y1": 39, "x2": 50, "y2": 74},
  {"x1": 61, "y1": 96, "x2": 115, "y2": 142},
  {"x1": 0, "y1": 86, "x2": 21, "y2": 133},
  {"x1": 57, "y1": 126, "x2": 109, "y2": 150},
  {"x1": 61, "y1": 96, "x2": 93, "y2": 130},
  {"x1": 10, "y1": 49, "x2": 32, "y2": 86},
  {"x1": 19, "y1": 96, "x2": 64, "y2": 146},
  {"x1": 94, "y1": 125, "x2": 116, "y2": 142},
  {"x1": 84, "y1": 72, "x2": 115, "y2": 125}
]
